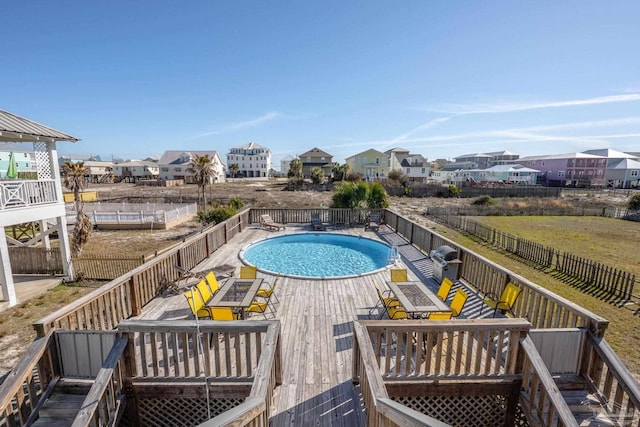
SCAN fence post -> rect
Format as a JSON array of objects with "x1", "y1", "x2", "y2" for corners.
[{"x1": 129, "y1": 276, "x2": 141, "y2": 316}]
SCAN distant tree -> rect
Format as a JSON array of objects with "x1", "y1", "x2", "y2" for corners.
[
  {"x1": 190, "y1": 154, "x2": 214, "y2": 209},
  {"x1": 331, "y1": 162, "x2": 349, "y2": 182},
  {"x1": 345, "y1": 171, "x2": 363, "y2": 182},
  {"x1": 388, "y1": 169, "x2": 407, "y2": 185},
  {"x1": 288, "y1": 158, "x2": 302, "y2": 179},
  {"x1": 310, "y1": 167, "x2": 324, "y2": 184},
  {"x1": 229, "y1": 163, "x2": 239, "y2": 180},
  {"x1": 447, "y1": 185, "x2": 461, "y2": 198},
  {"x1": 62, "y1": 161, "x2": 91, "y2": 257},
  {"x1": 629, "y1": 193, "x2": 640, "y2": 210}
]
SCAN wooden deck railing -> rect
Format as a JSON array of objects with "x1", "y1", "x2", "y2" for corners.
[
  {"x1": 72, "y1": 336, "x2": 128, "y2": 426},
  {"x1": 32, "y1": 209, "x2": 250, "y2": 336},
  {"x1": 116, "y1": 320, "x2": 281, "y2": 427},
  {"x1": 383, "y1": 209, "x2": 610, "y2": 336},
  {"x1": 359, "y1": 319, "x2": 530, "y2": 379},
  {"x1": 0, "y1": 331, "x2": 57, "y2": 427},
  {"x1": 352, "y1": 321, "x2": 450, "y2": 427},
  {"x1": 248, "y1": 207, "x2": 383, "y2": 226},
  {"x1": 581, "y1": 331, "x2": 640, "y2": 427},
  {"x1": 519, "y1": 336, "x2": 578, "y2": 427}
]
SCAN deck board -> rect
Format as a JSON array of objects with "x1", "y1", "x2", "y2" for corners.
[{"x1": 134, "y1": 224, "x2": 495, "y2": 425}]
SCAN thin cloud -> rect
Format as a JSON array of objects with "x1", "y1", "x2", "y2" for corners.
[
  {"x1": 427, "y1": 93, "x2": 640, "y2": 115},
  {"x1": 190, "y1": 111, "x2": 310, "y2": 140}
]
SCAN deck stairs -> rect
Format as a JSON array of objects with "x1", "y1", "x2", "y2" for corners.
[
  {"x1": 30, "y1": 379, "x2": 93, "y2": 427},
  {"x1": 556, "y1": 375, "x2": 618, "y2": 427}
]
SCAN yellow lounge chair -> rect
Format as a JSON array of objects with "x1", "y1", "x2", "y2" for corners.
[
  {"x1": 483, "y1": 282, "x2": 522, "y2": 317},
  {"x1": 210, "y1": 306, "x2": 239, "y2": 321},
  {"x1": 429, "y1": 288, "x2": 469, "y2": 319}
]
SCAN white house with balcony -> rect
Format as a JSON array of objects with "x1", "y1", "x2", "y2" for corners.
[
  {"x1": 226, "y1": 142, "x2": 272, "y2": 178},
  {"x1": 159, "y1": 150, "x2": 225, "y2": 184},
  {"x1": 0, "y1": 109, "x2": 78, "y2": 307}
]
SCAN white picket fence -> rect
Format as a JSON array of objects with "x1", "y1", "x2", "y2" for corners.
[{"x1": 66, "y1": 202, "x2": 197, "y2": 227}]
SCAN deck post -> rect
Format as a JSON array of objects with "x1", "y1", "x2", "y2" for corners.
[
  {"x1": 129, "y1": 276, "x2": 141, "y2": 316},
  {"x1": 122, "y1": 330, "x2": 140, "y2": 426}
]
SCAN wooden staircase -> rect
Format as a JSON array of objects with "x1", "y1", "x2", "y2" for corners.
[
  {"x1": 556, "y1": 375, "x2": 616, "y2": 427},
  {"x1": 31, "y1": 380, "x2": 93, "y2": 427}
]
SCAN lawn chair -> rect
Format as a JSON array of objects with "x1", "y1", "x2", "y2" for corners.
[
  {"x1": 390, "y1": 268, "x2": 408, "y2": 282},
  {"x1": 311, "y1": 212, "x2": 326, "y2": 231},
  {"x1": 373, "y1": 282, "x2": 400, "y2": 319},
  {"x1": 365, "y1": 212, "x2": 380, "y2": 231},
  {"x1": 260, "y1": 214, "x2": 285, "y2": 231},
  {"x1": 483, "y1": 282, "x2": 522, "y2": 317},
  {"x1": 184, "y1": 287, "x2": 215, "y2": 320},
  {"x1": 436, "y1": 277, "x2": 454, "y2": 302},
  {"x1": 210, "y1": 307, "x2": 240, "y2": 321},
  {"x1": 429, "y1": 288, "x2": 469, "y2": 319},
  {"x1": 256, "y1": 275, "x2": 280, "y2": 312},
  {"x1": 240, "y1": 265, "x2": 257, "y2": 279}
]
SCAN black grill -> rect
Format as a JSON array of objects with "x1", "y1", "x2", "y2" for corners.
[{"x1": 429, "y1": 245, "x2": 458, "y2": 265}]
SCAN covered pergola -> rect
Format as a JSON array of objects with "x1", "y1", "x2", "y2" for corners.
[{"x1": 0, "y1": 109, "x2": 80, "y2": 306}]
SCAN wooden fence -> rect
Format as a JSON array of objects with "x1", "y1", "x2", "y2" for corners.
[
  {"x1": 385, "y1": 185, "x2": 562, "y2": 199},
  {"x1": 383, "y1": 209, "x2": 610, "y2": 336},
  {"x1": 8, "y1": 247, "x2": 63, "y2": 274},
  {"x1": 32, "y1": 209, "x2": 250, "y2": 337},
  {"x1": 429, "y1": 214, "x2": 637, "y2": 302}
]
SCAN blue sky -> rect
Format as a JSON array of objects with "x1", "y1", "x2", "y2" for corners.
[{"x1": 2, "y1": 1, "x2": 639, "y2": 168}]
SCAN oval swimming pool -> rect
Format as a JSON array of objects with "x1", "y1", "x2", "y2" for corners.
[{"x1": 239, "y1": 233, "x2": 392, "y2": 278}]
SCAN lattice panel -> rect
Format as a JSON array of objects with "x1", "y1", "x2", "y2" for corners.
[
  {"x1": 134, "y1": 397, "x2": 243, "y2": 427},
  {"x1": 514, "y1": 403, "x2": 530, "y2": 426},
  {"x1": 393, "y1": 394, "x2": 508, "y2": 427},
  {"x1": 33, "y1": 142, "x2": 52, "y2": 179}
]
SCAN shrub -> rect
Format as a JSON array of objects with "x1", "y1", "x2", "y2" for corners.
[
  {"x1": 345, "y1": 172, "x2": 363, "y2": 182},
  {"x1": 228, "y1": 196, "x2": 244, "y2": 210},
  {"x1": 472, "y1": 195, "x2": 496, "y2": 206},
  {"x1": 629, "y1": 193, "x2": 640, "y2": 210},
  {"x1": 310, "y1": 167, "x2": 324, "y2": 184},
  {"x1": 197, "y1": 205, "x2": 237, "y2": 225},
  {"x1": 331, "y1": 181, "x2": 389, "y2": 209},
  {"x1": 447, "y1": 185, "x2": 461, "y2": 197}
]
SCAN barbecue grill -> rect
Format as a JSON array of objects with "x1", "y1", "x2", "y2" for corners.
[{"x1": 429, "y1": 245, "x2": 462, "y2": 282}]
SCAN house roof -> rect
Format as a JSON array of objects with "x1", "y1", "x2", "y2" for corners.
[
  {"x1": 400, "y1": 159, "x2": 427, "y2": 167},
  {"x1": 608, "y1": 158, "x2": 640, "y2": 170},
  {"x1": 233, "y1": 141, "x2": 268, "y2": 150},
  {"x1": 385, "y1": 147, "x2": 410, "y2": 155},
  {"x1": 483, "y1": 165, "x2": 540, "y2": 173},
  {"x1": 159, "y1": 150, "x2": 221, "y2": 165},
  {"x1": 518, "y1": 152, "x2": 606, "y2": 161},
  {"x1": 582, "y1": 148, "x2": 638, "y2": 159},
  {"x1": 299, "y1": 147, "x2": 332, "y2": 158},
  {"x1": 455, "y1": 153, "x2": 492, "y2": 159},
  {"x1": 114, "y1": 160, "x2": 158, "y2": 167},
  {"x1": 345, "y1": 148, "x2": 386, "y2": 160},
  {"x1": 0, "y1": 109, "x2": 80, "y2": 143}
]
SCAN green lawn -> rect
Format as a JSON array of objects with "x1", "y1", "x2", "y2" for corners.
[{"x1": 470, "y1": 216, "x2": 640, "y2": 276}]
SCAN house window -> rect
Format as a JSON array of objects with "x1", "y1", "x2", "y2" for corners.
[
  {"x1": 421, "y1": 168, "x2": 425, "y2": 173},
  {"x1": 321, "y1": 157, "x2": 325, "y2": 161},
  {"x1": 161, "y1": 167, "x2": 169, "y2": 172},
  {"x1": 558, "y1": 171, "x2": 565, "y2": 177},
  {"x1": 307, "y1": 156, "x2": 311, "y2": 161},
  {"x1": 632, "y1": 170, "x2": 639, "y2": 176},
  {"x1": 406, "y1": 168, "x2": 410, "y2": 174},
  {"x1": 376, "y1": 158, "x2": 379, "y2": 164},
  {"x1": 175, "y1": 168, "x2": 182, "y2": 172}
]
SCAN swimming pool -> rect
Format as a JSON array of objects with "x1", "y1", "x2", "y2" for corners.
[{"x1": 239, "y1": 233, "x2": 393, "y2": 278}]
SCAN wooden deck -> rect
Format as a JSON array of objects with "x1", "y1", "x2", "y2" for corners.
[{"x1": 135, "y1": 224, "x2": 493, "y2": 425}]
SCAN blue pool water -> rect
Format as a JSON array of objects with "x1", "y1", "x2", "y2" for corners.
[{"x1": 240, "y1": 233, "x2": 392, "y2": 278}]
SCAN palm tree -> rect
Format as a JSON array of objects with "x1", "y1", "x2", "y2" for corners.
[
  {"x1": 288, "y1": 158, "x2": 302, "y2": 179},
  {"x1": 62, "y1": 161, "x2": 92, "y2": 257},
  {"x1": 229, "y1": 163, "x2": 239, "y2": 181},
  {"x1": 190, "y1": 154, "x2": 214, "y2": 209}
]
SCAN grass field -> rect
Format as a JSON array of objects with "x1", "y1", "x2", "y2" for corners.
[
  {"x1": 470, "y1": 216, "x2": 640, "y2": 276},
  {"x1": 423, "y1": 217, "x2": 640, "y2": 380}
]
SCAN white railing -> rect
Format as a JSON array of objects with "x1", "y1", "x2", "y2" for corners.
[
  {"x1": 66, "y1": 202, "x2": 198, "y2": 225},
  {"x1": 0, "y1": 179, "x2": 59, "y2": 210}
]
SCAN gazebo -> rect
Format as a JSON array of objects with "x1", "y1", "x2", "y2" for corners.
[{"x1": 0, "y1": 109, "x2": 80, "y2": 306}]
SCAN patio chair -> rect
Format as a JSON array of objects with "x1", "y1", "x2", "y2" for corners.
[
  {"x1": 373, "y1": 282, "x2": 400, "y2": 319},
  {"x1": 195, "y1": 279, "x2": 214, "y2": 305},
  {"x1": 209, "y1": 306, "x2": 240, "y2": 321},
  {"x1": 244, "y1": 300, "x2": 270, "y2": 319},
  {"x1": 387, "y1": 304, "x2": 410, "y2": 320},
  {"x1": 240, "y1": 265, "x2": 257, "y2": 279},
  {"x1": 184, "y1": 287, "x2": 214, "y2": 320},
  {"x1": 365, "y1": 212, "x2": 380, "y2": 231},
  {"x1": 205, "y1": 271, "x2": 220, "y2": 294},
  {"x1": 436, "y1": 277, "x2": 454, "y2": 302},
  {"x1": 311, "y1": 212, "x2": 326, "y2": 231},
  {"x1": 429, "y1": 288, "x2": 469, "y2": 319},
  {"x1": 256, "y1": 274, "x2": 280, "y2": 309},
  {"x1": 483, "y1": 282, "x2": 522, "y2": 317},
  {"x1": 390, "y1": 268, "x2": 408, "y2": 282},
  {"x1": 260, "y1": 214, "x2": 285, "y2": 231}
]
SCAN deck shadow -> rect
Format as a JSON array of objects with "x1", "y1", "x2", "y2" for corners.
[{"x1": 269, "y1": 381, "x2": 366, "y2": 426}]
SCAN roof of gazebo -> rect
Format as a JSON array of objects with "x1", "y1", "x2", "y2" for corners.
[{"x1": 0, "y1": 109, "x2": 80, "y2": 143}]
